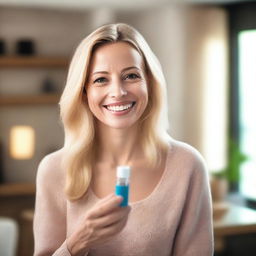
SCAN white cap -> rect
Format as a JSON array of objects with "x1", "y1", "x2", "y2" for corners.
[{"x1": 116, "y1": 166, "x2": 131, "y2": 178}]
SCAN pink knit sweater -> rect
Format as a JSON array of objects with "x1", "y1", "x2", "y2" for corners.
[{"x1": 33, "y1": 139, "x2": 214, "y2": 256}]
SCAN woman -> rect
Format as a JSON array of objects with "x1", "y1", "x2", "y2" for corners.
[{"x1": 33, "y1": 23, "x2": 213, "y2": 256}]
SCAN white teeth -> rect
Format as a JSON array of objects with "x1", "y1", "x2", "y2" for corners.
[{"x1": 106, "y1": 103, "x2": 133, "y2": 112}]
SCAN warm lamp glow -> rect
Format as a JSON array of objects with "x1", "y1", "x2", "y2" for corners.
[{"x1": 10, "y1": 126, "x2": 35, "y2": 159}]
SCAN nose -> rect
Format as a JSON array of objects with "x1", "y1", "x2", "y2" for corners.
[{"x1": 108, "y1": 80, "x2": 127, "y2": 98}]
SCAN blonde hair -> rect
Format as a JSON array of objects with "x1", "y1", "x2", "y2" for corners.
[{"x1": 60, "y1": 23, "x2": 170, "y2": 200}]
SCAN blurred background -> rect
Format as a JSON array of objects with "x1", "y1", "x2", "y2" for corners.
[{"x1": 0, "y1": 0, "x2": 255, "y2": 255}]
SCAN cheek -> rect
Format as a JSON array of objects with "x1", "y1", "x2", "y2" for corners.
[
  {"x1": 138, "y1": 84, "x2": 149, "y2": 113},
  {"x1": 87, "y1": 90, "x2": 101, "y2": 109},
  {"x1": 139, "y1": 84, "x2": 149, "y2": 103}
]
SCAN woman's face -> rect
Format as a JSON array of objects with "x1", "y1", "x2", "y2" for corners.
[{"x1": 86, "y1": 41, "x2": 148, "y2": 130}]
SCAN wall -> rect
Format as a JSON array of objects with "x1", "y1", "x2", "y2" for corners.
[
  {"x1": 183, "y1": 6, "x2": 228, "y2": 171},
  {"x1": 0, "y1": 7, "x2": 91, "y2": 182}
]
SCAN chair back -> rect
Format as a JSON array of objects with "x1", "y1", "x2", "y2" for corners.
[{"x1": 0, "y1": 217, "x2": 18, "y2": 256}]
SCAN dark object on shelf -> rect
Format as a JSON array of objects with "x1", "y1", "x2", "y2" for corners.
[
  {"x1": 41, "y1": 78, "x2": 57, "y2": 93},
  {"x1": 0, "y1": 40, "x2": 6, "y2": 55},
  {"x1": 16, "y1": 39, "x2": 35, "y2": 55}
]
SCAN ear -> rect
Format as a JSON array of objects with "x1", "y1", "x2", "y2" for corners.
[{"x1": 82, "y1": 87, "x2": 88, "y2": 103}]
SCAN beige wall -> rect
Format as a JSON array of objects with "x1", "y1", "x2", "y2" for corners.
[{"x1": 183, "y1": 6, "x2": 228, "y2": 170}]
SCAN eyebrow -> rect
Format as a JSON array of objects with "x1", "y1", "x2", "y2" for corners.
[{"x1": 92, "y1": 66, "x2": 141, "y2": 75}]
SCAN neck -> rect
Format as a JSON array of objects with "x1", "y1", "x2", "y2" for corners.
[{"x1": 95, "y1": 123, "x2": 143, "y2": 166}]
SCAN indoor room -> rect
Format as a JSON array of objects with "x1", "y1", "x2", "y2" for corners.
[{"x1": 0, "y1": 0, "x2": 256, "y2": 255}]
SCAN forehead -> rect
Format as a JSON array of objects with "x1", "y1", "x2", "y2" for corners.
[{"x1": 89, "y1": 41, "x2": 144, "y2": 71}]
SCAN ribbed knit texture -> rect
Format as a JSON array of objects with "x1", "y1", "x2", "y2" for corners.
[{"x1": 33, "y1": 139, "x2": 214, "y2": 256}]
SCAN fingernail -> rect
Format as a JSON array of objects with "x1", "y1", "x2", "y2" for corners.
[{"x1": 116, "y1": 195, "x2": 123, "y2": 201}]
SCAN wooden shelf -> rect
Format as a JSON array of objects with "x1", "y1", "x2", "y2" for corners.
[
  {"x1": 0, "y1": 94, "x2": 60, "y2": 105},
  {"x1": 0, "y1": 56, "x2": 69, "y2": 68},
  {"x1": 0, "y1": 183, "x2": 35, "y2": 197}
]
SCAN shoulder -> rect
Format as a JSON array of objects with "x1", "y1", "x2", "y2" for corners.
[
  {"x1": 35, "y1": 148, "x2": 67, "y2": 214},
  {"x1": 36, "y1": 148, "x2": 65, "y2": 189},
  {"x1": 167, "y1": 138, "x2": 208, "y2": 176}
]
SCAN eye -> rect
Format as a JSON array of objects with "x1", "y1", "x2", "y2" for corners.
[
  {"x1": 93, "y1": 77, "x2": 107, "y2": 84},
  {"x1": 124, "y1": 73, "x2": 140, "y2": 80}
]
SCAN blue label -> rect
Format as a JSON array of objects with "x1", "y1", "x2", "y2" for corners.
[{"x1": 115, "y1": 185, "x2": 129, "y2": 207}]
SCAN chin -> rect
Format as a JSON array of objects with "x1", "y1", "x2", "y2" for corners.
[
  {"x1": 109, "y1": 123, "x2": 136, "y2": 130},
  {"x1": 99, "y1": 119, "x2": 139, "y2": 130}
]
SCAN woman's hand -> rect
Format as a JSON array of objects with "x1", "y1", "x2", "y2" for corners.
[{"x1": 66, "y1": 193, "x2": 131, "y2": 256}]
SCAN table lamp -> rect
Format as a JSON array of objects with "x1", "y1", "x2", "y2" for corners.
[{"x1": 9, "y1": 126, "x2": 35, "y2": 160}]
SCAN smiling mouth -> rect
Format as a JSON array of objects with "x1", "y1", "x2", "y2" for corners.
[{"x1": 103, "y1": 102, "x2": 136, "y2": 112}]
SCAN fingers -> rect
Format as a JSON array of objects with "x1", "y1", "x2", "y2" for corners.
[
  {"x1": 88, "y1": 194, "x2": 124, "y2": 219},
  {"x1": 92, "y1": 193, "x2": 115, "y2": 209},
  {"x1": 98, "y1": 212, "x2": 130, "y2": 238},
  {"x1": 94, "y1": 206, "x2": 131, "y2": 229},
  {"x1": 74, "y1": 196, "x2": 131, "y2": 250},
  {"x1": 95, "y1": 193, "x2": 115, "y2": 204}
]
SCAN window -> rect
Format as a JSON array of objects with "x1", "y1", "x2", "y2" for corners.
[{"x1": 238, "y1": 30, "x2": 256, "y2": 200}]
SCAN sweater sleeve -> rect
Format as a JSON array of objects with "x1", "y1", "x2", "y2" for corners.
[
  {"x1": 33, "y1": 154, "x2": 72, "y2": 256},
  {"x1": 172, "y1": 153, "x2": 214, "y2": 256}
]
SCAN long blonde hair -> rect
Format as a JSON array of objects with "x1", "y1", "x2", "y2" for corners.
[{"x1": 60, "y1": 23, "x2": 170, "y2": 200}]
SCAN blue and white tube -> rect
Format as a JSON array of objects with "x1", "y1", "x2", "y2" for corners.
[{"x1": 115, "y1": 166, "x2": 131, "y2": 207}]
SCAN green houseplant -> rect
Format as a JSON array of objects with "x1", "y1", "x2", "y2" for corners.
[
  {"x1": 211, "y1": 137, "x2": 248, "y2": 202},
  {"x1": 218, "y1": 138, "x2": 248, "y2": 187}
]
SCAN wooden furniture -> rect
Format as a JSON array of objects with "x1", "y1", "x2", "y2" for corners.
[
  {"x1": 0, "y1": 56, "x2": 69, "y2": 68},
  {"x1": 214, "y1": 202, "x2": 256, "y2": 252},
  {"x1": 19, "y1": 209, "x2": 34, "y2": 256},
  {"x1": 0, "y1": 94, "x2": 60, "y2": 106},
  {"x1": 0, "y1": 183, "x2": 35, "y2": 197},
  {"x1": 0, "y1": 56, "x2": 68, "y2": 106}
]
